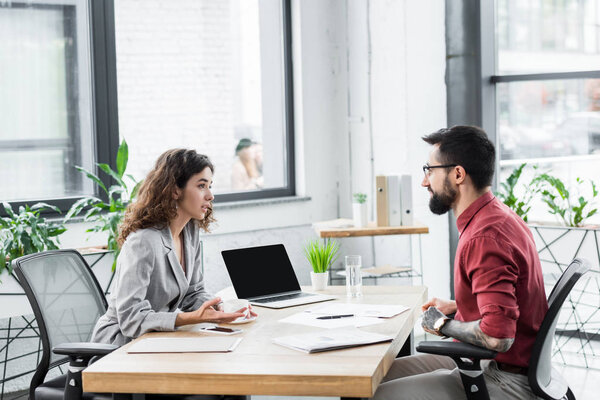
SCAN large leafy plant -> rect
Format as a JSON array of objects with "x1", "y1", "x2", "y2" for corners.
[
  {"x1": 303, "y1": 239, "x2": 340, "y2": 273},
  {"x1": 532, "y1": 173, "x2": 598, "y2": 227},
  {"x1": 495, "y1": 163, "x2": 542, "y2": 222},
  {"x1": 64, "y1": 140, "x2": 141, "y2": 269},
  {"x1": 0, "y1": 202, "x2": 66, "y2": 276}
]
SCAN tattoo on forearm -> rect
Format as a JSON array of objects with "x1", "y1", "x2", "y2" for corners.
[{"x1": 441, "y1": 319, "x2": 514, "y2": 352}]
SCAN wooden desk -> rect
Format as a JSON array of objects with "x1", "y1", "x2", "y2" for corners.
[{"x1": 83, "y1": 285, "x2": 427, "y2": 398}]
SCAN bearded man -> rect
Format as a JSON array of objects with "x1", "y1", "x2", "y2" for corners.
[{"x1": 372, "y1": 126, "x2": 548, "y2": 400}]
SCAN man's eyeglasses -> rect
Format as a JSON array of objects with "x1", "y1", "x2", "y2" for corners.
[{"x1": 422, "y1": 164, "x2": 457, "y2": 177}]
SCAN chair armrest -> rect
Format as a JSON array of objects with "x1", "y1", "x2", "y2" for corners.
[
  {"x1": 417, "y1": 341, "x2": 497, "y2": 361},
  {"x1": 53, "y1": 342, "x2": 118, "y2": 358}
]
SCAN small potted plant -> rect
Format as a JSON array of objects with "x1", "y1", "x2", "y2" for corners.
[
  {"x1": 303, "y1": 239, "x2": 340, "y2": 291},
  {"x1": 352, "y1": 193, "x2": 368, "y2": 228}
]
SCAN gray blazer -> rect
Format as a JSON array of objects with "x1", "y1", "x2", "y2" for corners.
[{"x1": 91, "y1": 222, "x2": 213, "y2": 346}]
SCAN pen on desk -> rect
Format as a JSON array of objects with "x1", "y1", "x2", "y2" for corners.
[{"x1": 316, "y1": 314, "x2": 354, "y2": 320}]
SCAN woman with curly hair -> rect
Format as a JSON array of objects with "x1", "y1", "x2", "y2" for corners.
[{"x1": 92, "y1": 149, "x2": 253, "y2": 346}]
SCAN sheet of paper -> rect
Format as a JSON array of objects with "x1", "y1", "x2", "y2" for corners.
[
  {"x1": 306, "y1": 303, "x2": 410, "y2": 318},
  {"x1": 273, "y1": 327, "x2": 393, "y2": 353},
  {"x1": 279, "y1": 311, "x2": 383, "y2": 328}
]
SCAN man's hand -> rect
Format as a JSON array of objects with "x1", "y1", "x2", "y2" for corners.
[
  {"x1": 421, "y1": 297, "x2": 457, "y2": 315},
  {"x1": 421, "y1": 306, "x2": 447, "y2": 337}
]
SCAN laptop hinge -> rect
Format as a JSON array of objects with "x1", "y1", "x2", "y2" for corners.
[{"x1": 249, "y1": 290, "x2": 303, "y2": 301}]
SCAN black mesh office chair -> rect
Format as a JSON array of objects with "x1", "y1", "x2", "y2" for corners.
[
  {"x1": 416, "y1": 258, "x2": 590, "y2": 400},
  {"x1": 13, "y1": 250, "x2": 118, "y2": 400}
]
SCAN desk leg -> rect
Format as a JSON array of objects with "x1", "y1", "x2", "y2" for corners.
[{"x1": 397, "y1": 331, "x2": 413, "y2": 358}]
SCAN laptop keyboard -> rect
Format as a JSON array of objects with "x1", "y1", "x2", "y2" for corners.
[{"x1": 255, "y1": 292, "x2": 313, "y2": 303}]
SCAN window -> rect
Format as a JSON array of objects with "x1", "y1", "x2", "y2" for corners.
[
  {"x1": 1, "y1": 0, "x2": 294, "y2": 214},
  {"x1": 0, "y1": 0, "x2": 118, "y2": 213},
  {"x1": 489, "y1": 0, "x2": 600, "y2": 223},
  {"x1": 115, "y1": 0, "x2": 295, "y2": 202}
]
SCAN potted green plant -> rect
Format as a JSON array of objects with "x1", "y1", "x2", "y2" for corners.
[
  {"x1": 352, "y1": 193, "x2": 368, "y2": 228},
  {"x1": 64, "y1": 140, "x2": 141, "y2": 270},
  {"x1": 0, "y1": 202, "x2": 66, "y2": 278},
  {"x1": 303, "y1": 239, "x2": 340, "y2": 291},
  {"x1": 531, "y1": 173, "x2": 598, "y2": 228},
  {"x1": 497, "y1": 163, "x2": 598, "y2": 227},
  {"x1": 497, "y1": 163, "x2": 599, "y2": 368},
  {"x1": 495, "y1": 163, "x2": 543, "y2": 222}
]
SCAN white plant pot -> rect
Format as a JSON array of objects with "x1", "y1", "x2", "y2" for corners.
[
  {"x1": 310, "y1": 271, "x2": 329, "y2": 291},
  {"x1": 352, "y1": 202, "x2": 368, "y2": 228}
]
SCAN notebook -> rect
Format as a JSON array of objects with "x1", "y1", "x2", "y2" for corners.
[
  {"x1": 222, "y1": 244, "x2": 336, "y2": 309},
  {"x1": 273, "y1": 327, "x2": 393, "y2": 353},
  {"x1": 126, "y1": 337, "x2": 242, "y2": 353}
]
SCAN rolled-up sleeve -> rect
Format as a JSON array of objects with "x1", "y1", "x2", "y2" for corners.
[
  {"x1": 463, "y1": 237, "x2": 520, "y2": 339},
  {"x1": 115, "y1": 235, "x2": 177, "y2": 338}
]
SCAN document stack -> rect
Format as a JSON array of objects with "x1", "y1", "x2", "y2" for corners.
[{"x1": 376, "y1": 174, "x2": 413, "y2": 227}]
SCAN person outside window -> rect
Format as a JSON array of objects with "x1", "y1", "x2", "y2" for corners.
[{"x1": 231, "y1": 138, "x2": 263, "y2": 190}]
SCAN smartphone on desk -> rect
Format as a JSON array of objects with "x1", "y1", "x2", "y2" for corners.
[{"x1": 197, "y1": 326, "x2": 242, "y2": 335}]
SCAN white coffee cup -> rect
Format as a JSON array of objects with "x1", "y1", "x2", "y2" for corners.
[{"x1": 222, "y1": 298, "x2": 250, "y2": 319}]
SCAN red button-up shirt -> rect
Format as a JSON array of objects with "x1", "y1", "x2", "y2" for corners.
[{"x1": 454, "y1": 191, "x2": 548, "y2": 367}]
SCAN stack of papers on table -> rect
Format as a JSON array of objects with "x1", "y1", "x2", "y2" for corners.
[
  {"x1": 307, "y1": 303, "x2": 409, "y2": 318},
  {"x1": 273, "y1": 328, "x2": 393, "y2": 353},
  {"x1": 127, "y1": 337, "x2": 242, "y2": 353},
  {"x1": 312, "y1": 218, "x2": 355, "y2": 231}
]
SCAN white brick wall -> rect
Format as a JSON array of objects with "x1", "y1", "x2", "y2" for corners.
[{"x1": 115, "y1": 0, "x2": 251, "y2": 192}]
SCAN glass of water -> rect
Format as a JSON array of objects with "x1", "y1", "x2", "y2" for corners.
[{"x1": 345, "y1": 255, "x2": 362, "y2": 298}]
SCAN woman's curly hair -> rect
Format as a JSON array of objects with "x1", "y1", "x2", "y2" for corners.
[{"x1": 118, "y1": 149, "x2": 216, "y2": 246}]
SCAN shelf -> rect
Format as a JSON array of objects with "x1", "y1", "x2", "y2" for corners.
[{"x1": 314, "y1": 219, "x2": 429, "y2": 238}]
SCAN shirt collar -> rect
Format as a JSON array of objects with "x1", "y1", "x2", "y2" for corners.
[{"x1": 456, "y1": 191, "x2": 495, "y2": 235}]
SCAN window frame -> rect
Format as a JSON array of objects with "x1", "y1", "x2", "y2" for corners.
[
  {"x1": 213, "y1": 0, "x2": 296, "y2": 203},
  {"x1": 481, "y1": 1, "x2": 600, "y2": 186},
  {"x1": 2, "y1": 0, "x2": 296, "y2": 216},
  {"x1": 0, "y1": 0, "x2": 119, "y2": 217}
]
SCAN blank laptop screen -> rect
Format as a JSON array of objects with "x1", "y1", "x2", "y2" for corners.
[{"x1": 222, "y1": 244, "x2": 301, "y2": 299}]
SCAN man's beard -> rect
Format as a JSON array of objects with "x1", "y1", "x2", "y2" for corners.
[{"x1": 428, "y1": 177, "x2": 457, "y2": 215}]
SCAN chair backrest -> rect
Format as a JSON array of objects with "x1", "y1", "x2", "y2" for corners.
[
  {"x1": 528, "y1": 257, "x2": 590, "y2": 399},
  {"x1": 13, "y1": 249, "x2": 107, "y2": 398}
]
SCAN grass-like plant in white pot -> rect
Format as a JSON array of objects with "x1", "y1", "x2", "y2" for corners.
[
  {"x1": 352, "y1": 193, "x2": 368, "y2": 228},
  {"x1": 303, "y1": 239, "x2": 340, "y2": 291}
]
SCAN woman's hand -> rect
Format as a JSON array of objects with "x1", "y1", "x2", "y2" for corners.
[
  {"x1": 421, "y1": 297, "x2": 457, "y2": 316},
  {"x1": 248, "y1": 304, "x2": 258, "y2": 318},
  {"x1": 215, "y1": 301, "x2": 258, "y2": 319},
  {"x1": 175, "y1": 298, "x2": 246, "y2": 327}
]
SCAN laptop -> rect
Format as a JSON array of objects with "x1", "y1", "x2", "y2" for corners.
[{"x1": 222, "y1": 244, "x2": 336, "y2": 309}]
